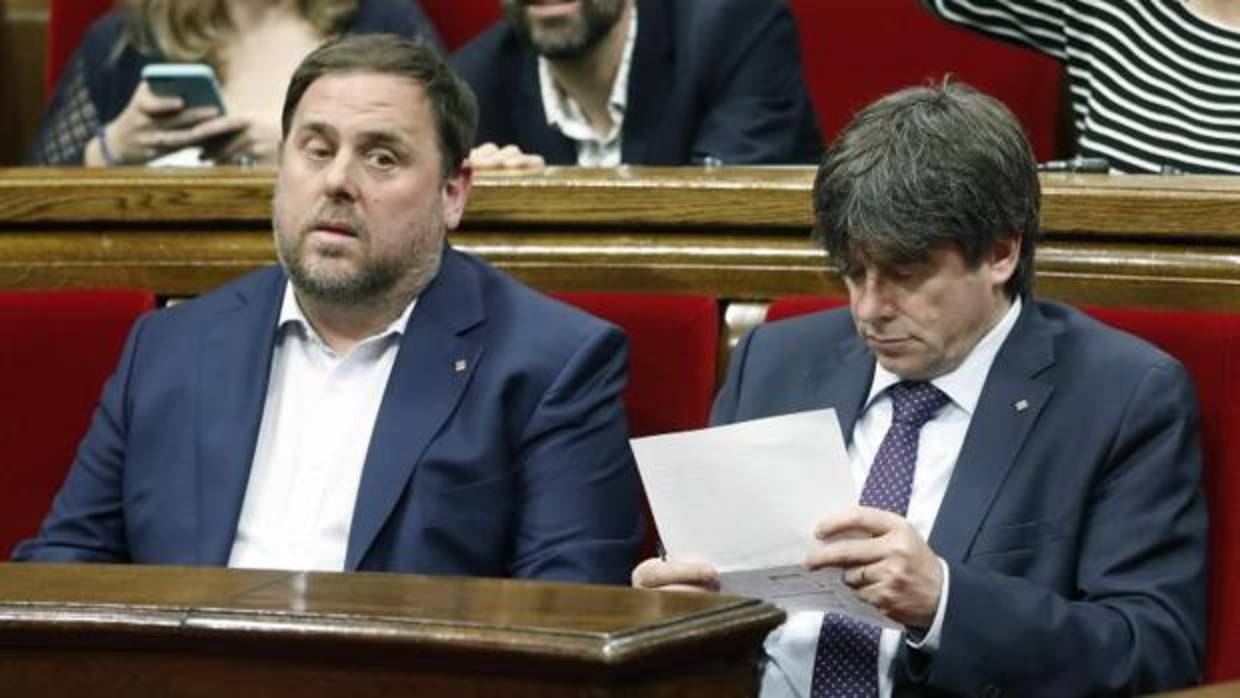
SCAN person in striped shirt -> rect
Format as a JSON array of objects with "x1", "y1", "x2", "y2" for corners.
[{"x1": 924, "y1": 0, "x2": 1240, "y2": 174}]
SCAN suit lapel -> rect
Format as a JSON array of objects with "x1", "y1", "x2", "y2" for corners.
[
  {"x1": 621, "y1": 0, "x2": 675, "y2": 164},
  {"x1": 345, "y1": 249, "x2": 485, "y2": 570},
  {"x1": 928, "y1": 301, "x2": 1058, "y2": 562},
  {"x1": 196, "y1": 268, "x2": 284, "y2": 565},
  {"x1": 512, "y1": 46, "x2": 577, "y2": 164}
]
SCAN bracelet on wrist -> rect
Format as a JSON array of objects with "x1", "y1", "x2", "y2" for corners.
[{"x1": 96, "y1": 125, "x2": 118, "y2": 165}]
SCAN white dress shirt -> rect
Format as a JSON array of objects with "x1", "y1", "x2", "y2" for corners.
[
  {"x1": 537, "y1": 7, "x2": 638, "y2": 166},
  {"x1": 227, "y1": 284, "x2": 415, "y2": 572},
  {"x1": 760, "y1": 297, "x2": 1023, "y2": 698}
]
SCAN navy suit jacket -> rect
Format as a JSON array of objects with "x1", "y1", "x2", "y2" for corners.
[
  {"x1": 452, "y1": 0, "x2": 822, "y2": 165},
  {"x1": 14, "y1": 248, "x2": 643, "y2": 584},
  {"x1": 714, "y1": 300, "x2": 1207, "y2": 697}
]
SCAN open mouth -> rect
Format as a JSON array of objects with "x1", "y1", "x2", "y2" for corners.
[{"x1": 310, "y1": 221, "x2": 358, "y2": 238}]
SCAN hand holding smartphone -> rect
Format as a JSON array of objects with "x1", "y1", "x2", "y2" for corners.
[{"x1": 141, "y1": 63, "x2": 228, "y2": 112}]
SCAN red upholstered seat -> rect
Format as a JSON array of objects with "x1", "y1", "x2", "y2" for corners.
[
  {"x1": 1084, "y1": 305, "x2": 1240, "y2": 682},
  {"x1": 420, "y1": 0, "x2": 502, "y2": 51},
  {"x1": 45, "y1": 0, "x2": 116, "y2": 95},
  {"x1": 787, "y1": 1, "x2": 1065, "y2": 161},
  {"x1": 553, "y1": 292, "x2": 719, "y2": 561},
  {"x1": 766, "y1": 295, "x2": 848, "y2": 323},
  {"x1": 0, "y1": 290, "x2": 154, "y2": 558},
  {"x1": 767, "y1": 295, "x2": 1240, "y2": 682},
  {"x1": 552, "y1": 292, "x2": 719, "y2": 437}
]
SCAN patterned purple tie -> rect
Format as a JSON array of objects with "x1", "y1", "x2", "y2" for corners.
[{"x1": 810, "y1": 381, "x2": 949, "y2": 698}]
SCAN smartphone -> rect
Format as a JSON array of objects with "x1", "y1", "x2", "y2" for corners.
[{"x1": 141, "y1": 63, "x2": 227, "y2": 112}]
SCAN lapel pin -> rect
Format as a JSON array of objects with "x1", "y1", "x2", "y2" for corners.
[
  {"x1": 454, "y1": 359, "x2": 468, "y2": 373},
  {"x1": 1014, "y1": 399, "x2": 1029, "y2": 412}
]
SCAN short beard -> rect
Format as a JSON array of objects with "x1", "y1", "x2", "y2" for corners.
[
  {"x1": 502, "y1": 0, "x2": 626, "y2": 60},
  {"x1": 273, "y1": 199, "x2": 445, "y2": 310}
]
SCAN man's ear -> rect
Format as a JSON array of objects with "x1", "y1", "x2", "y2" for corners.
[
  {"x1": 441, "y1": 160, "x2": 473, "y2": 231},
  {"x1": 988, "y1": 235, "x2": 1022, "y2": 287}
]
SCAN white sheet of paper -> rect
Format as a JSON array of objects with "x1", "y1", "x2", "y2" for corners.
[{"x1": 632, "y1": 409, "x2": 899, "y2": 629}]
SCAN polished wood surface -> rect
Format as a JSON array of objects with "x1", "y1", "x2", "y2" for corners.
[
  {"x1": 2, "y1": 166, "x2": 1240, "y2": 311},
  {"x1": 0, "y1": 562, "x2": 783, "y2": 696}
]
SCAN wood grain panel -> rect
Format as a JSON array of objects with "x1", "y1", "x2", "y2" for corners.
[
  {"x1": 3, "y1": 167, "x2": 1240, "y2": 312},
  {"x1": 0, "y1": 563, "x2": 782, "y2": 697}
]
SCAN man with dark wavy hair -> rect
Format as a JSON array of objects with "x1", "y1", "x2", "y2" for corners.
[{"x1": 635, "y1": 82, "x2": 1207, "y2": 697}]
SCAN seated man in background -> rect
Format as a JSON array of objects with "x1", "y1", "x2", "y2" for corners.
[
  {"x1": 453, "y1": 0, "x2": 822, "y2": 168},
  {"x1": 32, "y1": 0, "x2": 441, "y2": 167},
  {"x1": 634, "y1": 82, "x2": 1207, "y2": 696},
  {"x1": 15, "y1": 34, "x2": 643, "y2": 585}
]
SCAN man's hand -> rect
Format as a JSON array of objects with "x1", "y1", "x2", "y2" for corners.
[
  {"x1": 469, "y1": 142, "x2": 546, "y2": 170},
  {"x1": 631, "y1": 557, "x2": 721, "y2": 592},
  {"x1": 807, "y1": 506, "x2": 944, "y2": 629}
]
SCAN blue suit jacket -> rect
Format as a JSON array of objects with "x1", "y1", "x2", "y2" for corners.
[
  {"x1": 14, "y1": 248, "x2": 643, "y2": 584},
  {"x1": 714, "y1": 300, "x2": 1207, "y2": 696},
  {"x1": 451, "y1": 0, "x2": 822, "y2": 165}
]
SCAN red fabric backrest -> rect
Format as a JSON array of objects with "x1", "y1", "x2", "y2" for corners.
[
  {"x1": 768, "y1": 296, "x2": 1240, "y2": 681},
  {"x1": 766, "y1": 295, "x2": 848, "y2": 323},
  {"x1": 787, "y1": 0, "x2": 1065, "y2": 161},
  {"x1": 552, "y1": 292, "x2": 718, "y2": 437},
  {"x1": 0, "y1": 289, "x2": 154, "y2": 558},
  {"x1": 1083, "y1": 305, "x2": 1240, "y2": 683},
  {"x1": 421, "y1": 0, "x2": 503, "y2": 51},
  {"x1": 46, "y1": 0, "x2": 117, "y2": 95},
  {"x1": 552, "y1": 292, "x2": 719, "y2": 562}
]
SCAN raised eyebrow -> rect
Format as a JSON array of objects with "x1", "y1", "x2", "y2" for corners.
[
  {"x1": 295, "y1": 121, "x2": 335, "y2": 141},
  {"x1": 357, "y1": 129, "x2": 412, "y2": 153}
]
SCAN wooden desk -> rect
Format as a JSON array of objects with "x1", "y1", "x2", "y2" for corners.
[
  {"x1": 2, "y1": 167, "x2": 1240, "y2": 311},
  {"x1": 0, "y1": 563, "x2": 783, "y2": 696}
]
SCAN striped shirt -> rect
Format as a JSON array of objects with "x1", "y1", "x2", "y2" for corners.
[{"x1": 925, "y1": 0, "x2": 1240, "y2": 173}]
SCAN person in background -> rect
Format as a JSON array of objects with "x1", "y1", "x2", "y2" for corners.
[
  {"x1": 32, "y1": 0, "x2": 441, "y2": 167},
  {"x1": 924, "y1": 0, "x2": 1240, "y2": 174},
  {"x1": 15, "y1": 34, "x2": 643, "y2": 585},
  {"x1": 453, "y1": 0, "x2": 822, "y2": 169},
  {"x1": 633, "y1": 81, "x2": 1207, "y2": 697}
]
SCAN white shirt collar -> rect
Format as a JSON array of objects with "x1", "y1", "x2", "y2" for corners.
[
  {"x1": 277, "y1": 283, "x2": 416, "y2": 357},
  {"x1": 864, "y1": 296, "x2": 1023, "y2": 416},
  {"x1": 537, "y1": 6, "x2": 638, "y2": 156}
]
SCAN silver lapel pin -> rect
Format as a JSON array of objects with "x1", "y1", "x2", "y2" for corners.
[
  {"x1": 1014, "y1": 399, "x2": 1029, "y2": 412},
  {"x1": 454, "y1": 359, "x2": 468, "y2": 373}
]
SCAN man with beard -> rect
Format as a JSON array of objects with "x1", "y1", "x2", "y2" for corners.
[
  {"x1": 13, "y1": 34, "x2": 643, "y2": 585},
  {"x1": 453, "y1": 0, "x2": 822, "y2": 168}
]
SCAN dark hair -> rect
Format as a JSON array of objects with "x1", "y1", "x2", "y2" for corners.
[
  {"x1": 813, "y1": 81, "x2": 1040, "y2": 298},
  {"x1": 281, "y1": 33, "x2": 478, "y2": 178}
]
